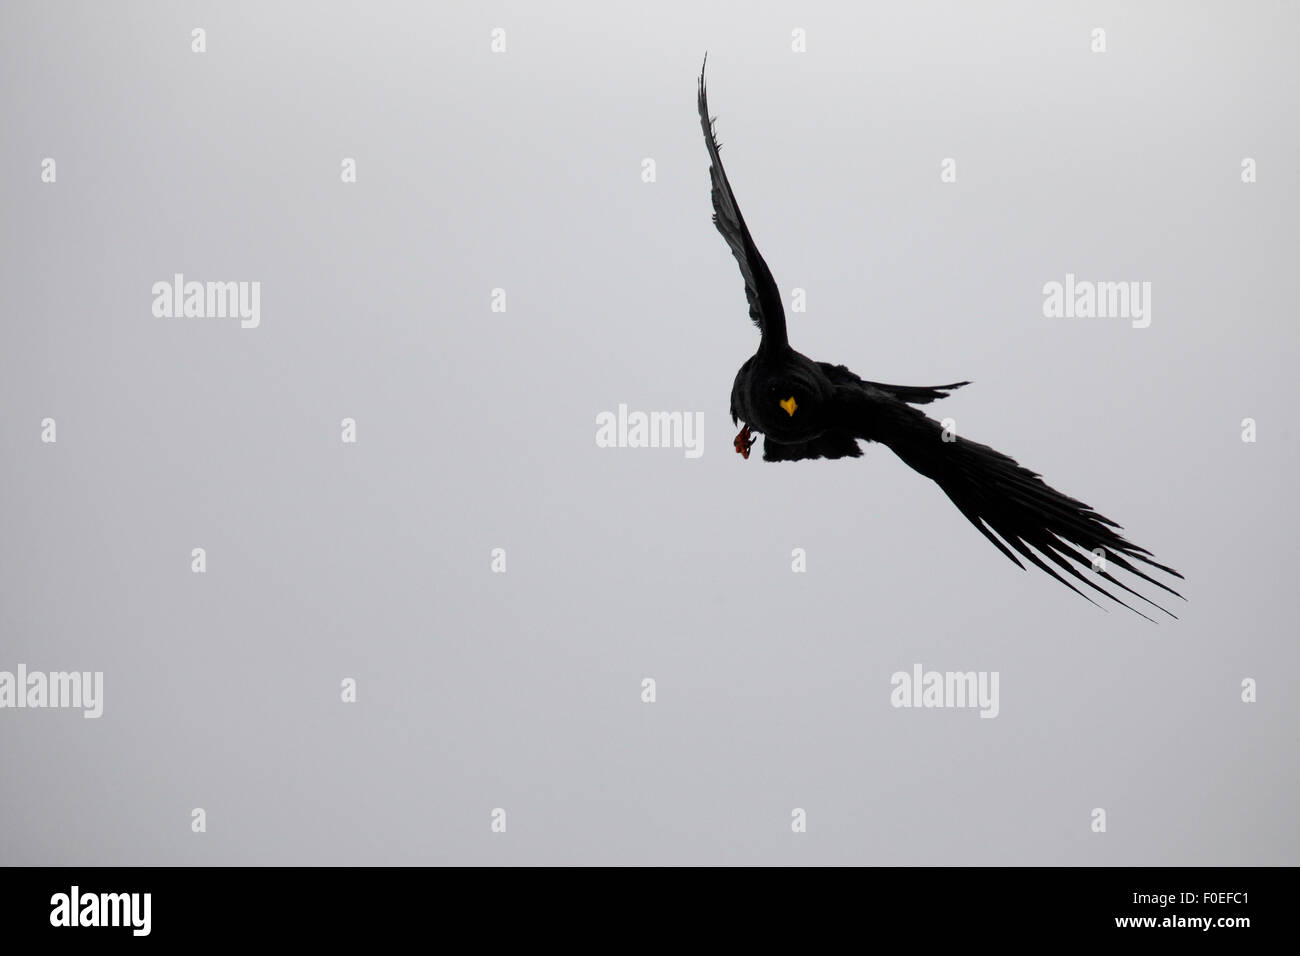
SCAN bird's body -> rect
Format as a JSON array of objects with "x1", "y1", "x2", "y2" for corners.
[
  {"x1": 698, "y1": 59, "x2": 1184, "y2": 619},
  {"x1": 731, "y1": 350, "x2": 967, "y2": 460}
]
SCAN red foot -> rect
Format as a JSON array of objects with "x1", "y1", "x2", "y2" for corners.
[{"x1": 734, "y1": 424, "x2": 756, "y2": 459}]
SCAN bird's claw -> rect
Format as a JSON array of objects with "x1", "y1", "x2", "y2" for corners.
[{"x1": 734, "y1": 424, "x2": 756, "y2": 459}]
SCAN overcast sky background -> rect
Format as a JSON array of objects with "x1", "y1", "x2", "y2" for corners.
[{"x1": 1, "y1": 0, "x2": 1296, "y2": 864}]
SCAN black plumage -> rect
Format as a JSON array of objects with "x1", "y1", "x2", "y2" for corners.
[{"x1": 698, "y1": 60, "x2": 1184, "y2": 620}]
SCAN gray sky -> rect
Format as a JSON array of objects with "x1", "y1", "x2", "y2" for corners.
[{"x1": 1, "y1": 0, "x2": 1296, "y2": 865}]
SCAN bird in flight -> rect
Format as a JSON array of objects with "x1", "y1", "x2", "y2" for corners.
[{"x1": 697, "y1": 59, "x2": 1183, "y2": 620}]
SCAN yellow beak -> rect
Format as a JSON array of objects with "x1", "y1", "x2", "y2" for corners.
[{"x1": 780, "y1": 396, "x2": 798, "y2": 416}]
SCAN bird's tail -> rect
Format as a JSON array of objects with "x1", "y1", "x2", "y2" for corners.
[{"x1": 849, "y1": 391, "x2": 1184, "y2": 621}]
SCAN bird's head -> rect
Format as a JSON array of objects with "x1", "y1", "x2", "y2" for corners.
[
  {"x1": 766, "y1": 381, "x2": 809, "y2": 419},
  {"x1": 762, "y1": 379, "x2": 822, "y2": 438}
]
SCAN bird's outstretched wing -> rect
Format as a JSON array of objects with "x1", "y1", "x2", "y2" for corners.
[
  {"x1": 819, "y1": 362, "x2": 971, "y2": 406},
  {"x1": 834, "y1": 382, "x2": 1185, "y2": 621},
  {"x1": 698, "y1": 58, "x2": 788, "y2": 349}
]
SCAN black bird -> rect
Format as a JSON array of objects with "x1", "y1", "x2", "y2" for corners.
[{"x1": 697, "y1": 60, "x2": 1184, "y2": 620}]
